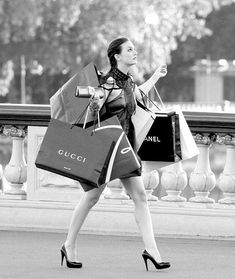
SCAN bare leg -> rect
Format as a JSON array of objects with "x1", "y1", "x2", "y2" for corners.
[
  {"x1": 64, "y1": 184, "x2": 106, "y2": 261},
  {"x1": 121, "y1": 176, "x2": 162, "y2": 262}
]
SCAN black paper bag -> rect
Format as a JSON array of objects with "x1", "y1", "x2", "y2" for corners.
[{"x1": 138, "y1": 112, "x2": 181, "y2": 162}]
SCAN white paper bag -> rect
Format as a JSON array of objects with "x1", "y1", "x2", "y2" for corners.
[
  {"x1": 132, "y1": 104, "x2": 156, "y2": 149},
  {"x1": 167, "y1": 105, "x2": 199, "y2": 160}
]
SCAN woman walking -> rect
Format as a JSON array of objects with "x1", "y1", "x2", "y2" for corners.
[{"x1": 61, "y1": 37, "x2": 170, "y2": 271}]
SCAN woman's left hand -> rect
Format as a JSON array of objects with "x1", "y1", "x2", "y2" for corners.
[
  {"x1": 155, "y1": 64, "x2": 167, "y2": 78},
  {"x1": 88, "y1": 89, "x2": 102, "y2": 114}
]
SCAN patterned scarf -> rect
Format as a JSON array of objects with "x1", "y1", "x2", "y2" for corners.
[{"x1": 111, "y1": 67, "x2": 136, "y2": 117}]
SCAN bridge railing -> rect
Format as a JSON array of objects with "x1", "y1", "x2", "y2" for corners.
[{"x1": 0, "y1": 103, "x2": 234, "y2": 206}]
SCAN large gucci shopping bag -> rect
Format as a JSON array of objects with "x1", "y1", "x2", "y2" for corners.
[
  {"x1": 137, "y1": 111, "x2": 182, "y2": 162},
  {"x1": 35, "y1": 118, "x2": 115, "y2": 190}
]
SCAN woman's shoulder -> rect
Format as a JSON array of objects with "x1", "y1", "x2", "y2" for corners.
[
  {"x1": 99, "y1": 72, "x2": 114, "y2": 83},
  {"x1": 106, "y1": 76, "x2": 115, "y2": 85},
  {"x1": 99, "y1": 73, "x2": 118, "y2": 90}
]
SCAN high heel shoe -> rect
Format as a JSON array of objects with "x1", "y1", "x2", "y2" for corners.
[
  {"x1": 142, "y1": 250, "x2": 170, "y2": 271},
  {"x1": 60, "y1": 244, "x2": 82, "y2": 268}
]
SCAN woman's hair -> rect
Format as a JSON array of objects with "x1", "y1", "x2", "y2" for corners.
[
  {"x1": 107, "y1": 37, "x2": 129, "y2": 68},
  {"x1": 99, "y1": 37, "x2": 129, "y2": 85}
]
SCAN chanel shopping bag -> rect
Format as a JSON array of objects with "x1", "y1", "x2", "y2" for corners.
[
  {"x1": 137, "y1": 111, "x2": 182, "y2": 162},
  {"x1": 136, "y1": 86, "x2": 198, "y2": 169},
  {"x1": 35, "y1": 118, "x2": 115, "y2": 190}
]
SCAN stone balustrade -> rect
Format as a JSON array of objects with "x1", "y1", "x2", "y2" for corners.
[
  {"x1": 0, "y1": 103, "x2": 235, "y2": 204},
  {"x1": 0, "y1": 103, "x2": 235, "y2": 238},
  {"x1": 164, "y1": 101, "x2": 235, "y2": 112}
]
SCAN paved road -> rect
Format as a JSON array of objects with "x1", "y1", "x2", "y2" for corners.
[{"x1": 0, "y1": 231, "x2": 234, "y2": 279}]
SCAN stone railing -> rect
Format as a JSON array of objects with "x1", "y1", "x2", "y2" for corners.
[
  {"x1": 0, "y1": 103, "x2": 235, "y2": 206},
  {"x1": 163, "y1": 101, "x2": 235, "y2": 113},
  {"x1": 0, "y1": 104, "x2": 49, "y2": 199}
]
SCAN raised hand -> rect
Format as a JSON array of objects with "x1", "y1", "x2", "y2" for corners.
[{"x1": 155, "y1": 64, "x2": 167, "y2": 78}]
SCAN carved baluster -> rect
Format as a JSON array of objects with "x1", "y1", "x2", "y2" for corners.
[
  {"x1": 142, "y1": 170, "x2": 159, "y2": 201},
  {"x1": 161, "y1": 162, "x2": 187, "y2": 202},
  {"x1": 0, "y1": 164, "x2": 2, "y2": 194},
  {"x1": 0, "y1": 126, "x2": 3, "y2": 194},
  {"x1": 104, "y1": 179, "x2": 129, "y2": 200},
  {"x1": 189, "y1": 134, "x2": 216, "y2": 203},
  {"x1": 217, "y1": 135, "x2": 235, "y2": 204},
  {"x1": 2, "y1": 126, "x2": 27, "y2": 199}
]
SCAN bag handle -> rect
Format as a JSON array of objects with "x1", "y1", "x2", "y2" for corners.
[
  {"x1": 139, "y1": 89, "x2": 161, "y2": 111},
  {"x1": 82, "y1": 103, "x2": 101, "y2": 132},
  {"x1": 71, "y1": 102, "x2": 90, "y2": 127},
  {"x1": 153, "y1": 85, "x2": 165, "y2": 109},
  {"x1": 139, "y1": 84, "x2": 166, "y2": 111},
  {"x1": 90, "y1": 110, "x2": 100, "y2": 134},
  {"x1": 71, "y1": 99, "x2": 100, "y2": 132}
]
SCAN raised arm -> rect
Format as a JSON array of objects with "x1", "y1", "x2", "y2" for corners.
[{"x1": 136, "y1": 65, "x2": 167, "y2": 100}]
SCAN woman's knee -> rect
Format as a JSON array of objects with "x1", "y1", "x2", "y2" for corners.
[
  {"x1": 83, "y1": 187, "x2": 104, "y2": 209},
  {"x1": 122, "y1": 177, "x2": 147, "y2": 204},
  {"x1": 129, "y1": 188, "x2": 148, "y2": 204},
  {"x1": 84, "y1": 194, "x2": 100, "y2": 209}
]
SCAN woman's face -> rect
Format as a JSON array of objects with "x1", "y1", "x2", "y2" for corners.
[{"x1": 115, "y1": 40, "x2": 137, "y2": 67}]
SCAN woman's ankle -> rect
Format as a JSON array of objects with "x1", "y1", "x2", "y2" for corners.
[
  {"x1": 64, "y1": 242, "x2": 77, "y2": 261},
  {"x1": 145, "y1": 248, "x2": 162, "y2": 262},
  {"x1": 65, "y1": 241, "x2": 76, "y2": 248}
]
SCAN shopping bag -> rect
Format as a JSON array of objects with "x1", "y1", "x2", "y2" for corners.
[
  {"x1": 50, "y1": 62, "x2": 107, "y2": 125},
  {"x1": 132, "y1": 101, "x2": 156, "y2": 149},
  {"x1": 136, "y1": 86, "x2": 198, "y2": 170},
  {"x1": 137, "y1": 111, "x2": 182, "y2": 163},
  {"x1": 35, "y1": 118, "x2": 115, "y2": 190},
  {"x1": 169, "y1": 105, "x2": 199, "y2": 160},
  {"x1": 86, "y1": 115, "x2": 141, "y2": 181}
]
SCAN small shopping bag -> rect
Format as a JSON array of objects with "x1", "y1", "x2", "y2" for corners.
[{"x1": 35, "y1": 118, "x2": 115, "y2": 189}]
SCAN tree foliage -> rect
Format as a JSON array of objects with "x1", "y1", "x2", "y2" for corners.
[
  {"x1": 0, "y1": 0, "x2": 235, "y2": 101},
  {"x1": 158, "y1": 1, "x2": 235, "y2": 102}
]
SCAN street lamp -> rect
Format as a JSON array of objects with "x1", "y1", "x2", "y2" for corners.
[
  {"x1": 20, "y1": 55, "x2": 26, "y2": 104},
  {"x1": 145, "y1": 12, "x2": 159, "y2": 26},
  {"x1": 20, "y1": 56, "x2": 43, "y2": 104},
  {"x1": 145, "y1": 10, "x2": 161, "y2": 104}
]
